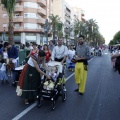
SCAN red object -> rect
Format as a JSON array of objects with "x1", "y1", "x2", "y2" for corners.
[
  {"x1": 45, "y1": 51, "x2": 51, "y2": 62},
  {"x1": 31, "y1": 49, "x2": 38, "y2": 56}
]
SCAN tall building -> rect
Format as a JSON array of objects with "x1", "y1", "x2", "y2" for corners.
[
  {"x1": 0, "y1": 0, "x2": 53, "y2": 44},
  {"x1": 52, "y1": 0, "x2": 84, "y2": 43},
  {"x1": 53, "y1": 0, "x2": 72, "y2": 37}
]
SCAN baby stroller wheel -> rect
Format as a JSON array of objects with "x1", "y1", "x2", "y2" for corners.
[
  {"x1": 62, "y1": 91, "x2": 66, "y2": 102},
  {"x1": 51, "y1": 100, "x2": 55, "y2": 110},
  {"x1": 37, "y1": 97, "x2": 42, "y2": 108}
]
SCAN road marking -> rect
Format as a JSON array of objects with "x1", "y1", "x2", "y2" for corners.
[
  {"x1": 12, "y1": 103, "x2": 37, "y2": 120},
  {"x1": 12, "y1": 58, "x2": 93, "y2": 120}
]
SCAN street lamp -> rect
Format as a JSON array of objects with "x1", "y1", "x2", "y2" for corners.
[{"x1": 44, "y1": 19, "x2": 50, "y2": 44}]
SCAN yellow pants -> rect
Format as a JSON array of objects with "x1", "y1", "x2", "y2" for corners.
[{"x1": 75, "y1": 62, "x2": 87, "y2": 93}]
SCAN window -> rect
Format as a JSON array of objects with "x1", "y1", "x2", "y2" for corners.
[
  {"x1": 24, "y1": 13, "x2": 37, "y2": 19},
  {"x1": 3, "y1": 24, "x2": 8, "y2": 28},
  {"x1": 2, "y1": 14, "x2": 7, "y2": 18},
  {"x1": 24, "y1": 23, "x2": 37, "y2": 29},
  {"x1": 24, "y1": 2, "x2": 38, "y2": 9}
]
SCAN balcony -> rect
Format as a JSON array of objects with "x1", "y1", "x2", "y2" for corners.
[
  {"x1": 64, "y1": 15, "x2": 71, "y2": 22},
  {"x1": 37, "y1": 8, "x2": 46, "y2": 16},
  {"x1": 14, "y1": 26, "x2": 23, "y2": 31},
  {"x1": 13, "y1": 16, "x2": 23, "y2": 23},
  {"x1": 37, "y1": 17, "x2": 45, "y2": 25},
  {"x1": 37, "y1": 0, "x2": 46, "y2": 7},
  {"x1": 15, "y1": 6, "x2": 23, "y2": 12},
  {"x1": 64, "y1": 22, "x2": 70, "y2": 27},
  {"x1": 16, "y1": 0, "x2": 23, "y2": 2},
  {"x1": 65, "y1": 10, "x2": 71, "y2": 16}
]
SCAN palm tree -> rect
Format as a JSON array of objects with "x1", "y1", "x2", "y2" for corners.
[
  {"x1": 1, "y1": 0, "x2": 16, "y2": 45},
  {"x1": 87, "y1": 19, "x2": 97, "y2": 42},
  {"x1": 56, "y1": 22, "x2": 63, "y2": 37},
  {"x1": 49, "y1": 14, "x2": 60, "y2": 44}
]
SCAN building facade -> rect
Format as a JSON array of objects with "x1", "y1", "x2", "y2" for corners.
[
  {"x1": 52, "y1": 0, "x2": 84, "y2": 44},
  {"x1": 0, "y1": 0, "x2": 53, "y2": 45}
]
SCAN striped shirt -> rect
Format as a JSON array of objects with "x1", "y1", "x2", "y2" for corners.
[{"x1": 76, "y1": 44, "x2": 90, "y2": 59}]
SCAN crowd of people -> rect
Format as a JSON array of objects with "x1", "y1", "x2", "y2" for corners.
[{"x1": 0, "y1": 35, "x2": 90, "y2": 104}]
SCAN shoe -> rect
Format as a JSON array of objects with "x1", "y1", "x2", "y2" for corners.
[
  {"x1": 25, "y1": 100, "x2": 29, "y2": 105},
  {"x1": 79, "y1": 92, "x2": 84, "y2": 96},
  {"x1": 74, "y1": 89, "x2": 78, "y2": 92}
]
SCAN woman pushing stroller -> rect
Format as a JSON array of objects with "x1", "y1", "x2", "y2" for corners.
[{"x1": 16, "y1": 50, "x2": 51, "y2": 104}]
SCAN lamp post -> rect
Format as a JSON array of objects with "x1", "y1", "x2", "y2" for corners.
[{"x1": 44, "y1": 19, "x2": 50, "y2": 44}]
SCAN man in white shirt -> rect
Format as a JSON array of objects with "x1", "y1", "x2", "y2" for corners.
[
  {"x1": 51, "y1": 38, "x2": 68, "y2": 64},
  {"x1": 51, "y1": 38, "x2": 68, "y2": 91}
]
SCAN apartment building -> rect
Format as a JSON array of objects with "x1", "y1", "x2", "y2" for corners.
[
  {"x1": 0, "y1": 0, "x2": 53, "y2": 44},
  {"x1": 52, "y1": 0, "x2": 84, "y2": 44}
]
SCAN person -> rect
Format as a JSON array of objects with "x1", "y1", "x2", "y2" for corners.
[
  {"x1": 111, "y1": 47, "x2": 120, "y2": 74},
  {"x1": 5, "y1": 43, "x2": 19, "y2": 84},
  {"x1": 74, "y1": 35, "x2": 90, "y2": 95},
  {"x1": 2, "y1": 47, "x2": 8, "y2": 60},
  {"x1": 49, "y1": 66, "x2": 58, "y2": 82},
  {"x1": 51, "y1": 38, "x2": 68, "y2": 91},
  {"x1": 26, "y1": 43, "x2": 39, "y2": 58},
  {"x1": 51, "y1": 38, "x2": 68, "y2": 64},
  {"x1": 16, "y1": 50, "x2": 51, "y2": 104},
  {"x1": 43, "y1": 44, "x2": 51, "y2": 63},
  {"x1": 0, "y1": 59, "x2": 9, "y2": 84},
  {"x1": 66, "y1": 44, "x2": 75, "y2": 71},
  {"x1": 49, "y1": 40, "x2": 54, "y2": 52}
]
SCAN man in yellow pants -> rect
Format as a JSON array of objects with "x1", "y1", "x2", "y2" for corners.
[{"x1": 74, "y1": 35, "x2": 89, "y2": 95}]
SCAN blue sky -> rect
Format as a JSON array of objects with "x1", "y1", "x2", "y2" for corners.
[{"x1": 66, "y1": 0, "x2": 120, "y2": 44}]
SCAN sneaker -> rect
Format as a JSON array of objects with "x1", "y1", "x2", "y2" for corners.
[{"x1": 74, "y1": 89, "x2": 78, "y2": 92}]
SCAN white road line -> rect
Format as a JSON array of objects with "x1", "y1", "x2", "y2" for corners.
[
  {"x1": 12, "y1": 58, "x2": 93, "y2": 120},
  {"x1": 12, "y1": 103, "x2": 37, "y2": 120}
]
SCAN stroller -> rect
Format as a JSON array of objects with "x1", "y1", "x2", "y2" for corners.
[{"x1": 37, "y1": 61, "x2": 67, "y2": 110}]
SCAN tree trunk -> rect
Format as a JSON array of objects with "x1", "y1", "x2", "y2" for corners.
[{"x1": 8, "y1": 18, "x2": 14, "y2": 45}]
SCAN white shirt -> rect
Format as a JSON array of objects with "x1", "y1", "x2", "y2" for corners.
[
  {"x1": 3, "y1": 52, "x2": 8, "y2": 59},
  {"x1": 51, "y1": 45, "x2": 68, "y2": 60},
  {"x1": 67, "y1": 49, "x2": 75, "y2": 56},
  {"x1": 0, "y1": 63, "x2": 6, "y2": 71},
  {"x1": 27, "y1": 57, "x2": 35, "y2": 67}
]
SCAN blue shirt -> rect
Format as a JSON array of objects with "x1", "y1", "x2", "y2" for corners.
[
  {"x1": 0, "y1": 47, "x2": 3, "y2": 55},
  {"x1": 8, "y1": 45, "x2": 18, "y2": 59}
]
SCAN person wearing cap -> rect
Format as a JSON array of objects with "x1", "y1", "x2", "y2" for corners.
[{"x1": 74, "y1": 35, "x2": 90, "y2": 95}]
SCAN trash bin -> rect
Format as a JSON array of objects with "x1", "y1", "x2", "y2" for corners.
[{"x1": 18, "y1": 49, "x2": 30, "y2": 65}]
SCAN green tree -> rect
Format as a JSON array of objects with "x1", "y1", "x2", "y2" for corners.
[
  {"x1": 56, "y1": 22, "x2": 63, "y2": 37},
  {"x1": 49, "y1": 14, "x2": 60, "y2": 44},
  {"x1": 1, "y1": 0, "x2": 16, "y2": 45}
]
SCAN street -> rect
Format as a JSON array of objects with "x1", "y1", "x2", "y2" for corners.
[{"x1": 0, "y1": 49, "x2": 120, "y2": 120}]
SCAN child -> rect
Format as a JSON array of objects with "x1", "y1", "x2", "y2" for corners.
[
  {"x1": 0, "y1": 59, "x2": 9, "y2": 84},
  {"x1": 49, "y1": 66, "x2": 58, "y2": 82}
]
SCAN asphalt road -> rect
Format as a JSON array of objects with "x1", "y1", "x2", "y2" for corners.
[{"x1": 0, "y1": 49, "x2": 120, "y2": 120}]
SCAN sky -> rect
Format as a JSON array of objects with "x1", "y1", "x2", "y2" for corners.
[{"x1": 65, "y1": 0, "x2": 120, "y2": 44}]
